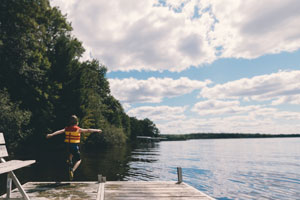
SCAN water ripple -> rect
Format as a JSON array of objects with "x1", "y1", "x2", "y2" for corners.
[{"x1": 126, "y1": 138, "x2": 300, "y2": 199}]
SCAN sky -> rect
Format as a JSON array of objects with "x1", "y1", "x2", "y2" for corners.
[{"x1": 50, "y1": 0, "x2": 300, "y2": 135}]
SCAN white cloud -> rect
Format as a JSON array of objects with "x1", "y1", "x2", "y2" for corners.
[
  {"x1": 191, "y1": 98, "x2": 300, "y2": 119},
  {"x1": 121, "y1": 103, "x2": 132, "y2": 111},
  {"x1": 48, "y1": 0, "x2": 300, "y2": 135},
  {"x1": 122, "y1": 98, "x2": 300, "y2": 134},
  {"x1": 210, "y1": 0, "x2": 300, "y2": 59},
  {"x1": 109, "y1": 77, "x2": 211, "y2": 103},
  {"x1": 50, "y1": 0, "x2": 216, "y2": 71},
  {"x1": 199, "y1": 70, "x2": 300, "y2": 104},
  {"x1": 271, "y1": 95, "x2": 300, "y2": 105},
  {"x1": 158, "y1": 118, "x2": 211, "y2": 134},
  {"x1": 50, "y1": 0, "x2": 300, "y2": 72},
  {"x1": 158, "y1": 109, "x2": 300, "y2": 134},
  {"x1": 191, "y1": 99, "x2": 260, "y2": 115},
  {"x1": 127, "y1": 106, "x2": 187, "y2": 122}
]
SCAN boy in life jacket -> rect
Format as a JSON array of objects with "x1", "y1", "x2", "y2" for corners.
[{"x1": 46, "y1": 115, "x2": 102, "y2": 180}]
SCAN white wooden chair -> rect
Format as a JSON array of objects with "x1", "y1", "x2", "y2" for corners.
[{"x1": 0, "y1": 133, "x2": 35, "y2": 200}]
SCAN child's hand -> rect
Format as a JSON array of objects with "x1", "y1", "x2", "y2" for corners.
[
  {"x1": 98, "y1": 129, "x2": 102, "y2": 133},
  {"x1": 46, "y1": 134, "x2": 52, "y2": 139}
]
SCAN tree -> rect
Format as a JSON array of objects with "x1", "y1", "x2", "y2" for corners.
[
  {"x1": 141, "y1": 118, "x2": 160, "y2": 137},
  {"x1": 0, "y1": 89, "x2": 31, "y2": 151},
  {"x1": 0, "y1": 0, "x2": 73, "y2": 135},
  {"x1": 129, "y1": 117, "x2": 159, "y2": 139},
  {"x1": 0, "y1": 0, "x2": 160, "y2": 150}
]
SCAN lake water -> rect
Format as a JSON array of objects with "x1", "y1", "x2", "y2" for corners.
[{"x1": 1, "y1": 138, "x2": 300, "y2": 199}]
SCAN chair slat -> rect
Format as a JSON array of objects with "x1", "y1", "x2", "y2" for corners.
[
  {"x1": 0, "y1": 133, "x2": 5, "y2": 144},
  {"x1": 0, "y1": 145, "x2": 8, "y2": 158},
  {"x1": 0, "y1": 132, "x2": 36, "y2": 200},
  {"x1": 0, "y1": 160, "x2": 36, "y2": 174},
  {"x1": 0, "y1": 133, "x2": 9, "y2": 157}
]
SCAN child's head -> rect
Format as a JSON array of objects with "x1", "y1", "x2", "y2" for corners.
[{"x1": 69, "y1": 115, "x2": 79, "y2": 126}]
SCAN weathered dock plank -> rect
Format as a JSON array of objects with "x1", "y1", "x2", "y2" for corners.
[
  {"x1": 1, "y1": 181, "x2": 214, "y2": 200},
  {"x1": 1, "y1": 182, "x2": 99, "y2": 200},
  {"x1": 104, "y1": 181, "x2": 214, "y2": 200}
]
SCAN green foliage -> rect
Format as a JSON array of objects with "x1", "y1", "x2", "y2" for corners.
[
  {"x1": 140, "y1": 118, "x2": 160, "y2": 137},
  {"x1": 129, "y1": 117, "x2": 160, "y2": 140},
  {"x1": 0, "y1": 0, "x2": 159, "y2": 151},
  {"x1": 0, "y1": 0, "x2": 72, "y2": 134},
  {"x1": 129, "y1": 117, "x2": 143, "y2": 139},
  {"x1": 84, "y1": 124, "x2": 127, "y2": 148},
  {"x1": 0, "y1": 89, "x2": 31, "y2": 151}
]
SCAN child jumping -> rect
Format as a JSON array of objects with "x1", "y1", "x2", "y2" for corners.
[{"x1": 46, "y1": 115, "x2": 102, "y2": 180}]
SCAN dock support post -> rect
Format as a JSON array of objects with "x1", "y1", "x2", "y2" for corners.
[
  {"x1": 98, "y1": 174, "x2": 102, "y2": 183},
  {"x1": 98, "y1": 174, "x2": 106, "y2": 183},
  {"x1": 97, "y1": 174, "x2": 105, "y2": 200},
  {"x1": 177, "y1": 167, "x2": 182, "y2": 184}
]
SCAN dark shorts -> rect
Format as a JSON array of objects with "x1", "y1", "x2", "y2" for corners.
[{"x1": 66, "y1": 143, "x2": 81, "y2": 161}]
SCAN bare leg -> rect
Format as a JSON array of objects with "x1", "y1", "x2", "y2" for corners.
[
  {"x1": 69, "y1": 154, "x2": 73, "y2": 162},
  {"x1": 72, "y1": 159, "x2": 81, "y2": 172},
  {"x1": 68, "y1": 154, "x2": 75, "y2": 180}
]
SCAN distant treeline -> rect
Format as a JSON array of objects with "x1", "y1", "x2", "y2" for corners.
[
  {"x1": 0, "y1": 0, "x2": 159, "y2": 153},
  {"x1": 162, "y1": 133, "x2": 300, "y2": 141}
]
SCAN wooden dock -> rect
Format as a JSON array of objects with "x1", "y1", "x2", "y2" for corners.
[{"x1": 1, "y1": 181, "x2": 214, "y2": 200}]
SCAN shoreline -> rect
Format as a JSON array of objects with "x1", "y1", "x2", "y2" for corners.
[{"x1": 160, "y1": 133, "x2": 300, "y2": 141}]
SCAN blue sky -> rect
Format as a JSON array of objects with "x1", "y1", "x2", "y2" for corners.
[{"x1": 51, "y1": 0, "x2": 300, "y2": 134}]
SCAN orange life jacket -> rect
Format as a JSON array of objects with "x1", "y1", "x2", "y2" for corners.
[{"x1": 65, "y1": 125, "x2": 81, "y2": 143}]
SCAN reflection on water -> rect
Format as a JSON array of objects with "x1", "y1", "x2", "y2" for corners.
[
  {"x1": 1, "y1": 138, "x2": 300, "y2": 199},
  {"x1": 125, "y1": 138, "x2": 300, "y2": 199},
  {"x1": 126, "y1": 142, "x2": 161, "y2": 180}
]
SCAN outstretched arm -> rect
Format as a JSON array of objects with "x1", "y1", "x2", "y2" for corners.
[
  {"x1": 79, "y1": 128, "x2": 102, "y2": 133},
  {"x1": 46, "y1": 129, "x2": 65, "y2": 139}
]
